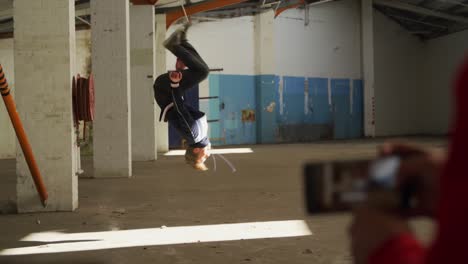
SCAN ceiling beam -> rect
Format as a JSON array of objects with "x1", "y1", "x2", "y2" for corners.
[
  {"x1": 156, "y1": 2, "x2": 258, "y2": 13},
  {"x1": 374, "y1": 0, "x2": 468, "y2": 23},
  {"x1": 387, "y1": 13, "x2": 448, "y2": 29},
  {"x1": 196, "y1": 6, "x2": 265, "y2": 17},
  {"x1": 165, "y1": 0, "x2": 250, "y2": 28},
  {"x1": 0, "y1": 2, "x2": 91, "y2": 22},
  {"x1": 131, "y1": 0, "x2": 159, "y2": 4},
  {"x1": 308, "y1": 0, "x2": 337, "y2": 7},
  {"x1": 435, "y1": 0, "x2": 468, "y2": 8}
]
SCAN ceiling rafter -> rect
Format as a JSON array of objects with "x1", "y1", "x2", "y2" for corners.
[{"x1": 374, "y1": 0, "x2": 468, "y2": 23}]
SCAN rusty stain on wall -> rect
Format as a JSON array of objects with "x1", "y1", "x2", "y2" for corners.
[{"x1": 241, "y1": 109, "x2": 256, "y2": 122}]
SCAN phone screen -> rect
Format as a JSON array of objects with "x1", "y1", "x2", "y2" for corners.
[{"x1": 303, "y1": 156, "x2": 401, "y2": 214}]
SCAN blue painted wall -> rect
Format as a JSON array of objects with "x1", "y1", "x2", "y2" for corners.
[
  {"x1": 351, "y1": 79, "x2": 364, "y2": 138},
  {"x1": 331, "y1": 79, "x2": 351, "y2": 139},
  {"x1": 208, "y1": 74, "x2": 256, "y2": 146},
  {"x1": 205, "y1": 74, "x2": 364, "y2": 146},
  {"x1": 281, "y1": 77, "x2": 305, "y2": 125},
  {"x1": 307, "y1": 77, "x2": 331, "y2": 124},
  {"x1": 206, "y1": 75, "x2": 222, "y2": 145},
  {"x1": 256, "y1": 75, "x2": 278, "y2": 144}
]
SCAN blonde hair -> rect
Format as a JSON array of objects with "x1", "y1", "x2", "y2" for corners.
[{"x1": 185, "y1": 147, "x2": 208, "y2": 171}]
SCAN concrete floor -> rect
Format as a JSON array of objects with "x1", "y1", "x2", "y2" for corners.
[{"x1": 0, "y1": 138, "x2": 444, "y2": 264}]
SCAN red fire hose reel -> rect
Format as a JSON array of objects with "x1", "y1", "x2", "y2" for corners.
[
  {"x1": 72, "y1": 74, "x2": 95, "y2": 145},
  {"x1": 73, "y1": 74, "x2": 95, "y2": 126}
]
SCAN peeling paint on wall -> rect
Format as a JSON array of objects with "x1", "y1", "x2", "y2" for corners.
[{"x1": 266, "y1": 102, "x2": 276, "y2": 113}]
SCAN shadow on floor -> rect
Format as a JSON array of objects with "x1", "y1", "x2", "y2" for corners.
[{"x1": 0, "y1": 159, "x2": 17, "y2": 214}]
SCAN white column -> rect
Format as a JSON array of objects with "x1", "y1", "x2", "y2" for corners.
[
  {"x1": 92, "y1": 0, "x2": 132, "y2": 177},
  {"x1": 130, "y1": 5, "x2": 157, "y2": 161},
  {"x1": 14, "y1": 0, "x2": 77, "y2": 212},
  {"x1": 254, "y1": 10, "x2": 275, "y2": 75},
  {"x1": 155, "y1": 14, "x2": 169, "y2": 152},
  {"x1": 361, "y1": 0, "x2": 376, "y2": 137}
]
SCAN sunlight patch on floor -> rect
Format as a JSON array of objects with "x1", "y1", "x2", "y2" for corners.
[
  {"x1": 0, "y1": 220, "x2": 312, "y2": 256},
  {"x1": 164, "y1": 148, "x2": 254, "y2": 156}
]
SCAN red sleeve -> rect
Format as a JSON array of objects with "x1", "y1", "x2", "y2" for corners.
[
  {"x1": 369, "y1": 233, "x2": 426, "y2": 264},
  {"x1": 425, "y1": 55, "x2": 468, "y2": 264}
]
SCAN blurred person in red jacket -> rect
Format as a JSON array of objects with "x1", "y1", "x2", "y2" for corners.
[{"x1": 349, "y1": 55, "x2": 468, "y2": 264}]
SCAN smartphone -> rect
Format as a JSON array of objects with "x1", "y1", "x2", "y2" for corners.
[{"x1": 303, "y1": 156, "x2": 413, "y2": 214}]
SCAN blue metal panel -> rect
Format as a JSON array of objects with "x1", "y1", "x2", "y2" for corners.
[
  {"x1": 256, "y1": 75, "x2": 278, "y2": 144},
  {"x1": 350, "y1": 79, "x2": 364, "y2": 138},
  {"x1": 331, "y1": 79, "x2": 351, "y2": 139},
  {"x1": 281, "y1": 76, "x2": 305, "y2": 125},
  {"x1": 208, "y1": 75, "x2": 221, "y2": 144},
  {"x1": 217, "y1": 75, "x2": 256, "y2": 145},
  {"x1": 307, "y1": 77, "x2": 331, "y2": 124}
]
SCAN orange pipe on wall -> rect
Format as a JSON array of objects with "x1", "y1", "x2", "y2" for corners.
[
  {"x1": 0, "y1": 64, "x2": 48, "y2": 207},
  {"x1": 166, "y1": 0, "x2": 250, "y2": 29}
]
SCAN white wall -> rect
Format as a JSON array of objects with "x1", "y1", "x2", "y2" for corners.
[
  {"x1": 165, "y1": 0, "x2": 363, "y2": 80},
  {"x1": 0, "y1": 38, "x2": 15, "y2": 159},
  {"x1": 164, "y1": 1, "x2": 363, "y2": 92},
  {"x1": 275, "y1": 0, "x2": 362, "y2": 79},
  {"x1": 76, "y1": 30, "x2": 92, "y2": 77},
  {"x1": 374, "y1": 10, "x2": 467, "y2": 137},
  {"x1": 165, "y1": 16, "x2": 255, "y2": 98},
  {"x1": 373, "y1": 11, "x2": 424, "y2": 136},
  {"x1": 421, "y1": 30, "x2": 468, "y2": 135},
  {"x1": 166, "y1": 17, "x2": 255, "y2": 76}
]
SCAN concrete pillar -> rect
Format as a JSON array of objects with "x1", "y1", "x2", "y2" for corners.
[
  {"x1": 92, "y1": 0, "x2": 132, "y2": 177},
  {"x1": 130, "y1": 5, "x2": 157, "y2": 161},
  {"x1": 254, "y1": 10, "x2": 275, "y2": 75},
  {"x1": 14, "y1": 0, "x2": 77, "y2": 212},
  {"x1": 254, "y1": 10, "x2": 277, "y2": 144},
  {"x1": 155, "y1": 14, "x2": 169, "y2": 152},
  {"x1": 361, "y1": 0, "x2": 376, "y2": 137}
]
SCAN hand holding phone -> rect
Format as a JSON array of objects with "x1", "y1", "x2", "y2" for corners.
[
  {"x1": 304, "y1": 144, "x2": 444, "y2": 217},
  {"x1": 304, "y1": 156, "x2": 413, "y2": 214}
]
